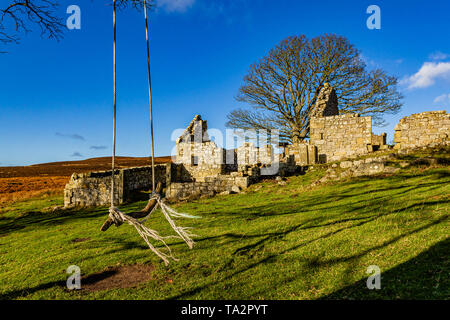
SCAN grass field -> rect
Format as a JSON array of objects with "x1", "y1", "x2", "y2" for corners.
[{"x1": 0, "y1": 151, "x2": 448, "y2": 300}]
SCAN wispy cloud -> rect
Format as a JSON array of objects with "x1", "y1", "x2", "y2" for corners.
[
  {"x1": 157, "y1": 0, "x2": 195, "y2": 13},
  {"x1": 359, "y1": 53, "x2": 378, "y2": 69},
  {"x1": 401, "y1": 61, "x2": 450, "y2": 89},
  {"x1": 70, "y1": 152, "x2": 83, "y2": 157},
  {"x1": 56, "y1": 132, "x2": 85, "y2": 141},
  {"x1": 359, "y1": 54, "x2": 403, "y2": 68},
  {"x1": 429, "y1": 51, "x2": 450, "y2": 61},
  {"x1": 433, "y1": 93, "x2": 450, "y2": 105},
  {"x1": 90, "y1": 145, "x2": 107, "y2": 150}
]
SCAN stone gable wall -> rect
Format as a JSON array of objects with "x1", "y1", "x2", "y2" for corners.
[
  {"x1": 311, "y1": 83, "x2": 339, "y2": 118},
  {"x1": 394, "y1": 111, "x2": 450, "y2": 149}
]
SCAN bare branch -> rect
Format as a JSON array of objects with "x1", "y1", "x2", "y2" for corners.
[
  {"x1": 0, "y1": 0, "x2": 155, "y2": 48},
  {"x1": 228, "y1": 34, "x2": 403, "y2": 141}
]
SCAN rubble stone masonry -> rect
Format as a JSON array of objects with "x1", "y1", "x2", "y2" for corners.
[
  {"x1": 310, "y1": 113, "x2": 373, "y2": 162},
  {"x1": 394, "y1": 110, "x2": 449, "y2": 149},
  {"x1": 64, "y1": 164, "x2": 168, "y2": 207}
]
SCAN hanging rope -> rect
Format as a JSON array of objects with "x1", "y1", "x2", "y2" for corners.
[
  {"x1": 106, "y1": 0, "x2": 200, "y2": 265},
  {"x1": 144, "y1": 0, "x2": 156, "y2": 191},
  {"x1": 111, "y1": 0, "x2": 117, "y2": 208}
]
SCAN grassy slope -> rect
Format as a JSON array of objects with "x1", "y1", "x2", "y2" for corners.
[{"x1": 0, "y1": 153, "x2": 448, "y2": 300}]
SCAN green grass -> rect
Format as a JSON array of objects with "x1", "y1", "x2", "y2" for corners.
[{"x1": 0, "y1": 154, "x2": 449, "y2": 300}]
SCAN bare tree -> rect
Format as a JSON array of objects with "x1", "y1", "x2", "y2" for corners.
[
  {"x1": 0, "y1": 0, "x2": 63, "y2": 45},
  {"x1": 0, "y1": 0, "x2": 154, "y2": 47},
  {"x1": 226, "y1": 34, "x2": 403, "y2": 143}
]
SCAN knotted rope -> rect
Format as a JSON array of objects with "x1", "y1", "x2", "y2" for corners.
[{"x1": 108, "y1": 193, "x2": 200, "y2": 266}]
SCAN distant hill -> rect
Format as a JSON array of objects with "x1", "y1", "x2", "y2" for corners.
[{"x1": 0, "y1": 156, "x2": 172, "y2": 178}]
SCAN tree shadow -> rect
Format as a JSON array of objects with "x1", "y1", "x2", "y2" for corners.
[
  {"x1": 0, "y1": 279, "x2": 66, "y2": 300},
  {"x1": 0, "y1": 206, "x2": 109, "y2": 236},
  {"x1": 168, "y1": 210, "x2": 448, "y2": 299},
  {"x1": 321, "y1": 237, "x2": 450, "y2": 300}
]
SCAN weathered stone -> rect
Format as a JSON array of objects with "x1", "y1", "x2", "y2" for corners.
[
  {"x1": 399, "y1": 162, "x2": 410, "y2": 168},
  {"x1": 394, "y1": 111, "x2": 449, "y2": 150},
  {"x1": 64, "y1": 164, "x2": 168, "y2": 207},
  {"x1": 340, "y1": 161, "x2": 353, "y2": 169},
  {"x1": 352, "y1": 162, "x2": 385, "y2": 177},
  {"x1": 311, "y1": 83, "x2": 339, "y2": 118},
  {"x1": 310, "y1": 113, "x2": 374, "y2": 162},
  {"x1": 383, "y1": 167, "x2": 400, "y2": 174},
  {"x1": 230, "y1": 185, "x2": 241, "y2": 194}
]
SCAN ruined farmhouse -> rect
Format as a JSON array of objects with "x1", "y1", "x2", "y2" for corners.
[{"x1": 64, "y1": 84, "x2": 450, "y2": 207}]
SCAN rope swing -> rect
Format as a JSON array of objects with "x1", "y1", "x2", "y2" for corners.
[{"x1": 102, "y1": 0, "x2": 199, "y2": 266}]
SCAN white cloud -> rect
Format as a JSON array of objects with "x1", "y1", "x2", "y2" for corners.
[
  {"x1": 157, "y1": 0, "x2": 195, "y2": 13},
  {"x1": 429, "y1": 51, "x2": 450, "y2": 61},
  {"x1": 401, "y1": 62, "x2": 450, "y2": 89},
  {"x1": 433, "y1": 93, "x2": 450, "y2": 104}
]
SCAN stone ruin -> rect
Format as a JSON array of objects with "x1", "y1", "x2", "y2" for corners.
[
  {"x1": 64, "y1": 84, "x2": 450, "y2": 207},
  {"x1": 394, "y1": 111, "x2": 449, "y2": 150},
  {"x1": 283, "y1": 83, "x2": 388, "y2": 164},
  {"x1": 311, "y1": 82, "x2": 339, "y2": 118},
  {"x1": 166, "y1": 114, "x2": 276, "y2": 200},
  {"x1": 64, "y1": 165, "x2": 169, "y2": 207}
]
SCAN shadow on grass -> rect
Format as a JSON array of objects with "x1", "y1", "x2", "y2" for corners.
[
  {"x1": 0, "y1": 279, "x2": 66, "y2": 300},
  {"x1": 321, "y1": 237, "x2": 450, "y2": 300},
  {"x1": 0, "y1": 206, "x2": 109, "y2": 236},
  {"x1": 168, "y1": 211, "x2": 448, "y2": 299}
]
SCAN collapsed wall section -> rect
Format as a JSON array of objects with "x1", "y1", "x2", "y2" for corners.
[
  {"x1": 283, "y1": 143, "x2": 317, "y2": 165},
  {"x1": 64, "y1": 164, "x2": 168, "y2": 207},
  {"x1": 394, "y1": 110, "x2": 449, "y2": 149},
  {"x1": 166, "y1": 174, "x2": 251, "y2": 201}
]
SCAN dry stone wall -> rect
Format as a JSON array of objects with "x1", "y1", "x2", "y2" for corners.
[
  {"x1": 394, "y1": 111, "x2": 449, "y2": 149},
  {"x1": 166, "y1": 175, "x2": 250, "y2": 201},
  {"x1": 64, "y1": 164, "x2": 168, "y2": 207}
]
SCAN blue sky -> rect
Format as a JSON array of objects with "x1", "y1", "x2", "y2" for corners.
[{"x1": 1, "y1": 0, "x2": 449, "y2": 166}]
